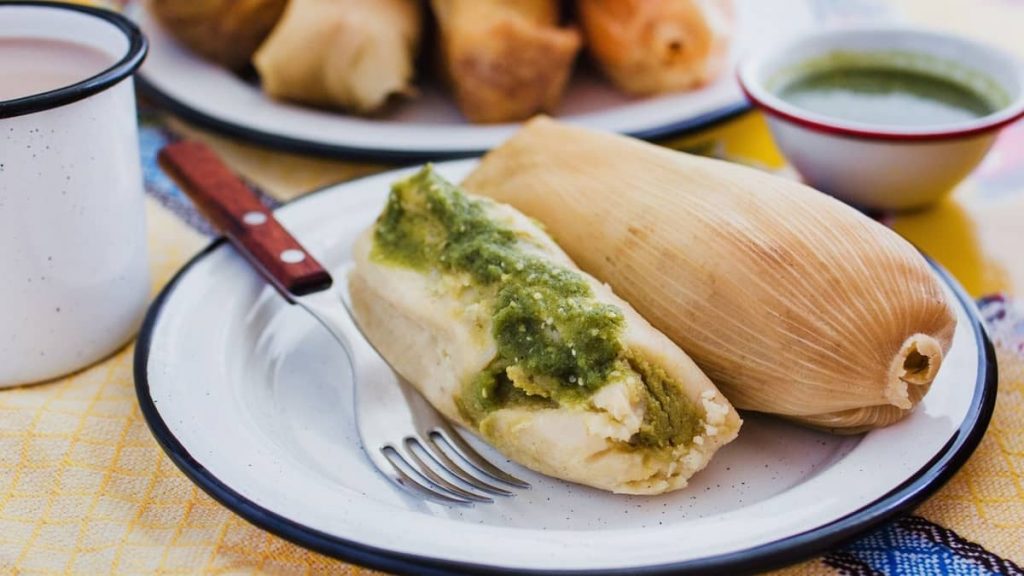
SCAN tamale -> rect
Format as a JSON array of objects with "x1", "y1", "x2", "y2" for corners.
[
  {"x1": 578, "y1": 0, "x2": 733, "y2": 94},
  {"x1": 349, "y1": 166, "x2": 740, "y2": 494},
  {"x1": 431, "y1": 0, "x2": 582, "y2": 123},
  {"x1": 151, "y1": 0, "x2": 287, "y2": 72},
  {"x1": 253, "y1": 0, "x2": 422, "y2": 114},
  {"x1": 463, "y1": 118, "x2": 957, "y2": 433}
]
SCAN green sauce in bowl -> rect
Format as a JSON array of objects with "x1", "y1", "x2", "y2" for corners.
[
  {"x1": 771, "y1": 51, "x2": 1008, "y2": 127},
  {"x1": 778, "y1": 67, "x2": 994, "y2": 126}
]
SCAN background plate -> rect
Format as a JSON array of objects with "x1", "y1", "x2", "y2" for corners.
[
  {"x1": 132, "y1": 1, "x2": 823, "y2": 160},
  {"x1": 135, "y1": 160, "x2": 995, "y2": 574}
]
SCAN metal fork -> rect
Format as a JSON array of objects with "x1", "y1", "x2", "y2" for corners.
[{"x1": 159, "y1": 141, "x2": 529, "y2": 505}]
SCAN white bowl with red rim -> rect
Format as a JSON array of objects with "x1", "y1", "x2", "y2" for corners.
[{"x1": 738, "y1": 27, "x2": 1024, "y2": 211}]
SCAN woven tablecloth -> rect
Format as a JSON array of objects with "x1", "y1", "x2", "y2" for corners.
[{"x1": 2, "y1": 1, "x2": 1023, "y2": 573}]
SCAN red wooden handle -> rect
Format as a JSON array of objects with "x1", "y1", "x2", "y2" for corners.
[{"x1": 158, "y1": 140, "x2": 333, "y2": 299}]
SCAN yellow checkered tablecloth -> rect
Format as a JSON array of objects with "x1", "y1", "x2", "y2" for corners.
[{"x1": 2, "y1": 1, "x2": 1023, "y2": 574}]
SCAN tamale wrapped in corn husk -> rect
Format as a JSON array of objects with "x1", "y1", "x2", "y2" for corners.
[
  {"x1": 152, "y1": 0, "x2": 287, "y2": 72},
  {"x1": 253, "y1": 0, "x2": 422, "y2": 114},
  {"x1": 577, "y1": 0, "x2": 733, "y2": 95},
  {"x1": 463, "y1": 118, "x2": 957, "y2": 433},
  {"x1": 431, "y1": 0, "x2": 581, "y2": 123}
]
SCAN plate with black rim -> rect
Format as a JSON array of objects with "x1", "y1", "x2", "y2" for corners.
[
  {"x1": 129, "y1": 0, "x2": 831, "y2": 161},
  {"x1": 134, "y1": 159, "x2": 996, "y2": 575}
]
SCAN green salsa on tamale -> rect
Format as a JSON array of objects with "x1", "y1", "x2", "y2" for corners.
[{"x1": 372, "y1": 166, "x2": 700, "y2": 448}]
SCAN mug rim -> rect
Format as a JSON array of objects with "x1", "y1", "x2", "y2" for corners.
[{"x1": 0, "y1": 1, "x2": 147, "y2": 119}]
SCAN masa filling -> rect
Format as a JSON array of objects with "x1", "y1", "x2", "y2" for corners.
[{"x1": 372, "y1": 166, "x2": 699, "y2": 448}]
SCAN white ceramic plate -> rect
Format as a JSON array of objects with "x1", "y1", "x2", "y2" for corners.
[
  {"x1": 135, "y1": 160, "x2": 995, "y2": 575},
  {"x1": 131, "y1": 1, "x2": 823, "y2": 160}
]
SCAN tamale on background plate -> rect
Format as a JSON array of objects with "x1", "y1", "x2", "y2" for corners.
[
  {"x1": 130, "y1": 0, "x2": 836, "y2": 160},
  {"x1": 135, "y1": 161, "x2": 995, "y2": 574}
]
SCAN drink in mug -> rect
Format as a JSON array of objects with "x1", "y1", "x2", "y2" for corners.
[
  {"x1": 0, "y1": 3, "x2": 150, "y2": 387},
  {"x1": 0, "y1": 38, "x2": 113, "y2": 100}
]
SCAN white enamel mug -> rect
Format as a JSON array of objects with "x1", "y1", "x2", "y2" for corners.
[{"x1": 0, "y1": 2, "x2": 149, "y2": 387}]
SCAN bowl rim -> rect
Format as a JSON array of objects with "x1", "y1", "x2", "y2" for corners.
[{"x1": 737, "y1": 26, "x2": 1024, "y2": 141}]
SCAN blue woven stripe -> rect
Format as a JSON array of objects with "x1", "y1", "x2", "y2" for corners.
[
  {"x1": 138, "y1": 110, "x2": 217, "y2": 235},
  {"x1": 137, "y1": 105, "x2": 281, "y2": 235},
  {"x1": 838, "y1": 522, "x2": 1001, "y2": 576}
]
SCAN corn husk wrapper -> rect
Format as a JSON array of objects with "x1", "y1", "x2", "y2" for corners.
[
  {"x1": 577, "y1": 0, "x2": 733, "y2": 95},
  {"x1": 151, "y1": 0, "x2": 287, "y2": 71},
  {"x1": 463, "y1": 118, "x2": 957, "y2": 433},
  {"x1": 431, "y1": 0, "x2": 581, "y2": 123},
  {"x1": 253, "y1": 0, "x2": 422, "y2": 114}
]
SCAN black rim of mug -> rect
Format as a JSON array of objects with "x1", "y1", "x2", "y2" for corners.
[{"x1": 0, "y1": 1, "x2": 147, "y2": 119}]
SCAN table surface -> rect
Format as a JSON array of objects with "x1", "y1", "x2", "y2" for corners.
[{"x1": 1, "y1": 0, "x2": 1022, "y2": 574}]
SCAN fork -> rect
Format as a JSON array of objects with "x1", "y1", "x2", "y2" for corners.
[{"x1": 158, "y1": 141, "x2": 529, "y2": 505}]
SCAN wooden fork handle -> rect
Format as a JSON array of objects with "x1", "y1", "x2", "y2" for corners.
[{"x1": 158, "y1": 140, "x2": 333, "y2": 300}]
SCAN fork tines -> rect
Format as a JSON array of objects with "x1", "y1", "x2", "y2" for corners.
[{"x1": 379, "y1": 425, "x2": 530, "y2": 505}]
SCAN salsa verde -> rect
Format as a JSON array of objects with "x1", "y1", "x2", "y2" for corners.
[
  {"x1": 776, "y1": 57, "x2": 997, "y2": 127},
  {"x1": 372, "y1": 166, "x2": 700, "y2": 448}
]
